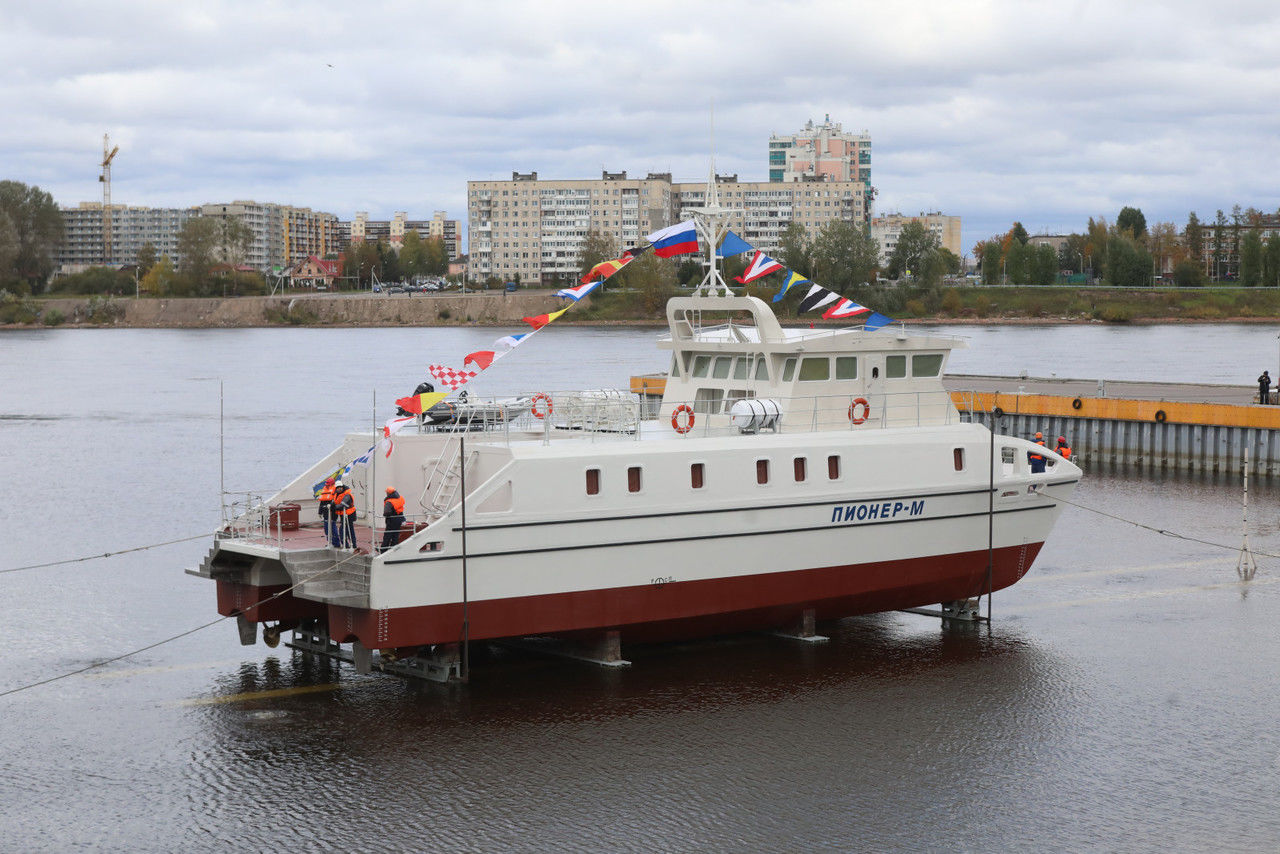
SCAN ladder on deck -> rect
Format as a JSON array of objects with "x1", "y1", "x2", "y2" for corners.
[{"x1": 420, "y1": 442, "x2": 478, "y2": 520}]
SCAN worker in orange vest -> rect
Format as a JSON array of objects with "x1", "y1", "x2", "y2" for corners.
[
  {"x1": 1029, "y1": 431, "x2": 1047, "y2": 473},
  {"x1": 380, "y1": 486, "x2": 407, "y2": 553},
  {"x1": 1055, "y1": 436, "x2": 1072, "y2": 460},
  {"x1": 318, "y1": 477, "x2": 336, "y2": 544},
  {"x1": 333, "y1": 480, "x2": 356, "y2": 549}
]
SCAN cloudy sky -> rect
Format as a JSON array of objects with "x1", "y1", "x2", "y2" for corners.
[{"x1": 4, "y1": 0, "x2": 1278, "y2": 256}]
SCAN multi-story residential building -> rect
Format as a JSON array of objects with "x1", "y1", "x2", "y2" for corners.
[
  {"x1": 348, "y1": 211, "x2": 462, "y2": 260},
  {"x1": 673, "y1": 176, "x2": 868, "y2": 254},
  {"x1": 200, "y1": 201, "x2": 338, "y2": 272},
  {"x1": 1197, "y1": 215, "x2": 1280, "y2": 279},
  {"x1": 55, "y1": 202, "x2": 201, "y2": 273},
  {"x1": 467, "y1": 171, "x2": 677, "y2": 284},
  {"x1": 769, "y1": 116, "x2": 873, "y2": 224},
  {"x1": 870, "y1": 213, "x2": 963, "y2": 266}
]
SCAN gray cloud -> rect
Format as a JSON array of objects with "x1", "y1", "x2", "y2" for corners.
[{"x1": 2, "y1": 0, "x2": 1278, "y2": 254}]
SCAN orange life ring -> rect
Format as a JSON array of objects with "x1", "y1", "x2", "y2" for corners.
[
  {"x1": 671, "y1": 404, "x2": 695, "y2": 434},
  {"x1": 531, "y1": 392, "x2": 553, "y2": 419},
  {"x1": 848, "y1": 397, "x2": 871, "y2": 425}
]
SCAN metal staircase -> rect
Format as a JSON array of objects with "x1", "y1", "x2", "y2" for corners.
[{"x1": 280, "y1": 548, "x2": 370, "y2": 608}]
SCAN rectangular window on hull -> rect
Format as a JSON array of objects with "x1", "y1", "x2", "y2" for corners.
[
  {"x1": 628, "y1": 466, "x2": 642, "y2": 493},
  {"x1": 794, "y1": 457, "x2": 807, "y2": 482},
  {"x1": 757, "y1": 459, "x2": 770, "y2": 484},
  {"x1": 691, "y1": 463, "x2": 705, "y2": 489},
  {"x1": 954, "y1": 448, "x2": 965, "y2": 471},
  {"x1": 586, "y1": 468, "x2": 600, "y2": 495},
  {"x1": 828, "y1": 455, "x2": 840, "y2": 479},
  {"x1": 836, "y1": 357, "x2": 857, "y2": 379}
]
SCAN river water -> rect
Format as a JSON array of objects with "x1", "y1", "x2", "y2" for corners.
[{"x1": 2, "y1": 322, "x2": 1280, "y2": 851}]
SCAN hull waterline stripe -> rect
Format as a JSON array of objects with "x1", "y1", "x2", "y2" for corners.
[{"x1": 383, "y1": 501, "x2": 1058, "y2": 565}]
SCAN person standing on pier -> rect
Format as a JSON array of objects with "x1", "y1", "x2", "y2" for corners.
[
  {"x1": 1259, "y1": 370, "x2": 1272, "y2": 405},
  {"x1": 380, "y1": 486, "x2": 406, "y2": 553},
  {"x1": 1029, "y1": 432, "x2": 1047, "y2": 473}
]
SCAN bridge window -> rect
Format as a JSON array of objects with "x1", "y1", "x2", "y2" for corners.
[
  {"x1": 794, "y1": 457, "x2": 807, "y2": 482},
  {"x1": 628, "y1": 466, "x2": 642, "y2": 493},
  {"x1": 694, "y1": 388, "x2": 724, "y2": 414},
  {"x1": 886, "y1": 355, "x2": 907, "y2": 378},
  {"x1": 733, "y1": 358, "x2": 750, "y2": 380},
  {"x1": 755, "y1": 359, "x2": 770, "y2": 380},
  {"x1": 712, "y1": 357, "x2": 732, "y2": 379},
  {"x1": 756, "y1": 459, "x2": 770, "y2": 484},
  {"x1": 691, "y1": 462, "x2": 705, "y2": 489},
  {"x1": 781, "y1": 358, "x2": 797, "y2": 382},
  {"x1": 586, "y1": 468, "x2": 600, "y2": 495},
  {"x1": 798, "y1": 357, "x2": 830, "y2": 381},
  {"x1": 836, "y1": 357, "x2": 858, "y2": 379},
  {"x1": 692, "y1": 355, "x2": 711, "y2": 378},
  {"x1": 670, "y1": 355, "x2": 681, "y2": 378},
  {"x1": 913, "y1": 354, "x2": 943, "y2": 377}
]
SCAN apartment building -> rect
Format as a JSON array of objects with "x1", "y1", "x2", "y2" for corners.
[
  {"x1": 55, "y1": 202, "x2": 200, "y2": 273},
  {"x1": 200, "y1": 201, "x2": 338, "y2": 271},
  {"x1": 348, "y1": 211, "x2": 462, "y2": 260},
  {"x1": 870, "y1": 213, "x2": 963, "y2": 266},
  {"x1": 1198, "y1": 215, "x2": 1280, "y2": 279},
  {"x1": 674, "y1": 176, "x2": 868, "y2": 253},
  {"x1": 467, "y1": 171, "x2": 677, "y2": 284},
  {"x1": 769, "y1": 116, "x2": 873, "y2": 223}
]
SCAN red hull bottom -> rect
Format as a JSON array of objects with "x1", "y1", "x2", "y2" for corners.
[{"x1": 217, "y1": 543, "x2": 1042, "y2": 649}]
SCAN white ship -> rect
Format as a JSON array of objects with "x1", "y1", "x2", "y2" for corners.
[{"x1": 191, "y1": 186, "x2": 1080, "y2": 679}]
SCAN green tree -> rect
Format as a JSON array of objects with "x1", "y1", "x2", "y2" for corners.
[
  {"x1": 1240, "y1": 229, "x2": 1263, "y2": 286},
  {"x1": 423, "y1": 237, "x2": 449, "y2": 276},
  {"x1": 1004, "y1": 240, "x2": 1031, "y2": 284},
  {"x1": 778, "y1": 222, "x2": 813, "y2": 278},
  {"x1": 1265, "y1": 236, "x2": 1280, "y2": 288},
  {"x1": 675, "y1": 258, "x2": 701, "y2": 286},
  {"x1": 342, "y1": 241, "x2": 380, "y2": 286},
  {"x1": 0, "y1": 209, "x2": 17, "y2": 281},
  {"x1": 176, "y1": 217, "x2": 221, "y2": 290},
  {"x1": 136, "y1": 242, "x2": 157, "y2": 276},
  {"x1": 399, "y1": 231, "x2": 428, "y2": 278},
  {"x1": 1030, "y1": 244, "x2": 1058, "y2": 285},
  {"x1": 1085, "y1": 217, "x2": 1109, "y2": 282},
  {"x1": 1184, "y1": 212, "x2": 1204, "y2": 264},
  {"x1": 576, "y1": 228, "x2": 617, "y2": 281},
  {"x1": 376, "y1": 240, "x2": 401, "y2": 284},
  {"x1": 1172, "y1": 260, "x2": 1204, "y2": 287},
  {"x1": 812, "y1": 220, "x2": 879, "y2": 292},
  {"x1": 1116, "y1": 206, "x2": 1147, "y2": 240},
  {"x1": 1106, "y1": 232, "x2": 1153, "y2": 287},
  {"x1": 48, "y1": 266, "x2": 132, "y2": 295},
  {"x1": 979, "y1": 239, "x2": 1003, "y2": 285},
  {"x1": 1211, "y1": 209, "x2": 1228, "y2": 280},
  {"x1": 0, "y1": 181, "x2": 63, "y2": 292},
  {"x1": 885, "y1": 221, "x2": 940, "y2": 281},
  {"x1": 619, "y1": 251, "x2": 676, "y2": 313},
  {"x1": 1009, "y1": 222, "x2": 1029, "y2": 245}
]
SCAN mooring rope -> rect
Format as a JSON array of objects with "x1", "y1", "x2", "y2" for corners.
[{"x1": 0, "y1": 533, "x2": 213, "y2": 574}]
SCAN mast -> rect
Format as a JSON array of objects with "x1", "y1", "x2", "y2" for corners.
[{"x1": 689, "y1": 164, "x2": 734, "y2": 298}]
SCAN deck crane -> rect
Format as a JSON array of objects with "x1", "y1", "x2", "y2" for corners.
[{"x1": 99, "y1": 134, "x2": 119, "y2": 265}]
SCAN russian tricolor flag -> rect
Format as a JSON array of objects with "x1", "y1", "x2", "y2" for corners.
[{"x1": 645, "y1": 220, "x2": 699, "y2": 258}]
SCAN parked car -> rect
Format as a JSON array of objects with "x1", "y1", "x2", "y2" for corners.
[
  {"x1": 505, "y1": 281, "x2": 518, "y2": 293},
  {"x1": 386, "y1": 285, "x2": 405, "y2": 294}
]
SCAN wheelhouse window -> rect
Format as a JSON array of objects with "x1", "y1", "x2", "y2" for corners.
[
  {"x1": 691, "y1": 463, "x2": 705, "y2": 489},
  {"x1": 913, "y1": 354, "x2": 944, "y2": 377},
  {"x1": 754, "y1": 358, "x2": 770, "y2": 380},
  {"x1": 828, "y1": 455, "x2": 841, "y2": 479},
  {"x1": 628, "y1": 466, "x2": 642, "y2": 493},
  {"x1": 836, "y1": 357, "x2": 858, "y2": 380},
  {"x1": 798, "y1": 357, "x2": 830, "y2": 381},
  {"x1": 586, "y1": 468, "x2": 600, "y2": 495},
  {"x1": 712, "y1": 357, "x2": 732, "y2": 379},
  {"x1": 794, "y1": 457, "x2": 807, "y2": 482},
  {"x1": 733, "y1": 358, "x2": 750, "y2": 381},
  {"x1": 781, "y1": 358, "x2": 797, "y2": 382},
  {"x1": 692, "y1": 355, "x2": 711, "y2": 378},
  {"x1": 756, "y1": 459, "x2": 770, "y2": 484},
  {"x1": 694, "y1": 388, "x2": 724, "y2": 414},
  {"x1": 886, "y1": 355, "x2": 907, "y2": 378}
]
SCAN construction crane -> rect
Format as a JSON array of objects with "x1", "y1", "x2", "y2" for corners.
[{"x1": 99, "y1": 133, "x2": 119, "y2": 265}]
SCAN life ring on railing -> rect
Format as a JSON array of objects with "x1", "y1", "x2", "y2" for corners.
[
  {"x1": 848, "y1": 397, "x2": 871, "y2": 425},
  {"x1": 992, "y1": 406, "x2": 1005, "y2": 419},
  {"x1": 1154, "y1": 409, "x2": 1167, "y2": 423},
  {"x1": 671, "y1": 404, "x2": 695, "y2": 434},
  {"x1": 1072, "y1": 397, "x2": 1083, "y2": 410},
  {"x1": 531, "y1": 392, "x2": 553, "y2": 419}
]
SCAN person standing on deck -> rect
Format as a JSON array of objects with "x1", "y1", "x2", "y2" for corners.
[
  {"x1": 318, "y1": 477, "x2": 336, "y2": 544},
  {"x1": 1055, "y1": 436, "x2": 1072, "y2": 460},
  {"x1": 333, "y1": 480, "x2": 356, "y2": 548},
  {"x1": 1259, "y1": 370, "x2": 1272, "y2": 405},
  {"x1": 380, "y1": 486, "x2": 406, "y2": 553},
  {"x1": 1029, "y1": 431, "x2": 1047, "y2": 473}
]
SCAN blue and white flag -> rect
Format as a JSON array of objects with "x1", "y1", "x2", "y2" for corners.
[{"x1": 556, "y1": 280, "x2": 601, "y2": 301}]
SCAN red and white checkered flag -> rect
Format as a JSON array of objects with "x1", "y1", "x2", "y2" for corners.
[{"x1": 428, "y1": 364, "x2": 478, "y2": 391}]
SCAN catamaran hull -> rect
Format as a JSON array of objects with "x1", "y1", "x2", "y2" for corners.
[{"x1": 216, "y1": 540, "x2": 1041, "y2": 647}]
